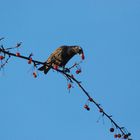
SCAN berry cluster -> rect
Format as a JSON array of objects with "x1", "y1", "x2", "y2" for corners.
[
  {"x1": 110, "y1": 127, "x2": 131, "y2": 139},
  {"x1": 0, "y1": 43, "x2": 39, "y2": 78}
]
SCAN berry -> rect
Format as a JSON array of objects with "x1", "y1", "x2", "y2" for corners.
[
  {"x1": 99, "y1": 108, "x2": 103, "y2": 113},
  {"x1": 117, "y1": 134, "x2": 121, "y2": 138},
  {"x1": 110, "y1": 128, "x2": 114, "y2": 132},
  {"x1": 68, "y1": 83, "x2": 72, "y2": 89},
  {"x1": 0, "y1": 55, "x2": 4, "y2": 60},
  {"x1": 33, "y1": 72, "x2": 37, "y2": 78},
  {"x1": 53, "y1": 65, "x2": 58, "y2": 70},
  {"x1": 114, "y1": 134, "x2": 118, "y2": 138},
  {"x1": 89, "y1": 97, "x2": 94, "y2": 102},
  {"x1": 84, "y1": 104, "x2": 90, "y2": 111},
  {"x1": 28, "y1": 58, "x2": 32, "y2": 64},
  {"x1": 76, "y1": 69, "x2": 81, "y2": 74},
  {"x1": 123, "y1": 135, "x2": 128, "y2": 139},
  {"x1": 16, "y1": 52, "x2": 20, "y2": 56},
  {"x1": 81, "y1": 53, "x2": 85, "y2": 60}
]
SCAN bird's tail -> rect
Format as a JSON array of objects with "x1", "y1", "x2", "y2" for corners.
[{"x1": 38, "y1": 65, "x2": 51, "y2": 74}]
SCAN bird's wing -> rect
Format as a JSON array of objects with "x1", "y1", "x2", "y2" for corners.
[{"x1": 45, "y1": 47, "x2": 64, "y2": 65}]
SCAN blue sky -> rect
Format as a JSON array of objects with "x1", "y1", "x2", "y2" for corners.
[{"x1": 0, "y1": 0, "x2": 140, "y2": 139}]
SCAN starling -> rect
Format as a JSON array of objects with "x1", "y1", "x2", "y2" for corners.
[{"x1": 38, "y1": 45, "x2": 84, "y2": 74}]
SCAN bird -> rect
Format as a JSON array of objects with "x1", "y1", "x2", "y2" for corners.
[{"x1": 38, "y1": 45, "x2": 84, "y2": 74}]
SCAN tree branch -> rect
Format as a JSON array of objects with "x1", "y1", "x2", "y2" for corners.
[{"x1": 0, "y1": 44, "x2": 132, "y2": 140}]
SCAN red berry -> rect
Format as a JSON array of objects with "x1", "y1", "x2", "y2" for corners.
[
  {"x1": 84, "y1": 104, "x2": 90, "y2": 111},
  {"x1": 123, "y1": 135, "x2": 128, "y2": 139},
  {"x1": 110, "y1": 128, "x2": 114, "y2": 132},
  {"x1": 81, "y1": 53, "x2": 85, "y2": 60},
  {"x1": 114, "y1": 134, "x2": 118, "y2": 138},
  {"x1": 53, "y1": 65, "x2": 58, "y2": 70},
  {"x1": 28, "y1": 58, "x2": 32, "y2": 64},
  {"x1": 99, "y1": 108, "x2": 103, "y2": 113},
  {"x1": 76, "y1": 69, "x2": 81, "y2": 74},
  {"x1": 33, "y1": 72, "x2": 37, "y2": 78},
  {"x1": 16, "y1": 52, "x2": 20, "y2": 56},
  {"x1": 68, "y1": 83, "x2": 72, "y2": 89},
  {"x1": 0, "y1": 55, "x2": 4, "y2": 60},
  {"x1": 89, "y1": 97, "x2": 94, "y2": 102},
  {"x1": 117, "y1": 134, "x2": 121, "y2": 138}
]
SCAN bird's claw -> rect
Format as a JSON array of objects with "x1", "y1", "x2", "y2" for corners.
[{"x1": 63, "y1": 68, "x2": 70, "y2": 73}]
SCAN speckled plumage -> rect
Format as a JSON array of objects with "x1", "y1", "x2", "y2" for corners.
[{"x1": 38, "y1": 45, "x2": 84, "y2": 74}]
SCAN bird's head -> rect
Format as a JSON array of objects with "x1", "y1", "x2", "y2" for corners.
[{"x1": 72, "y1": 46, "x2": 85, "y2": 60}]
